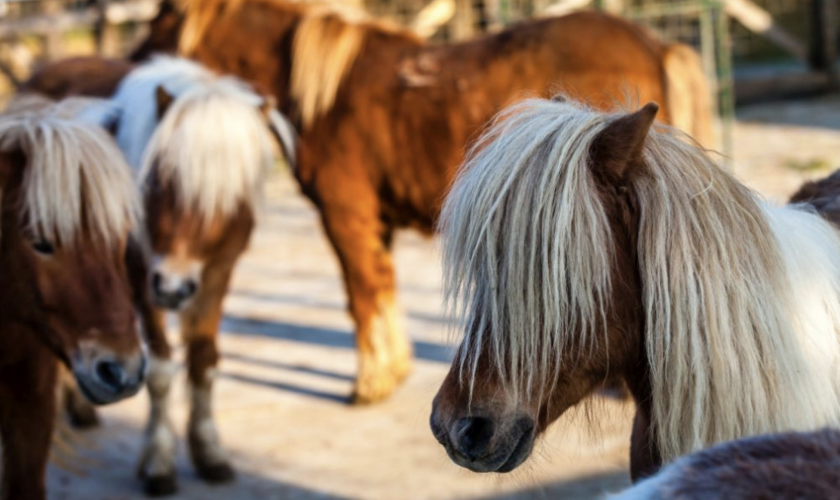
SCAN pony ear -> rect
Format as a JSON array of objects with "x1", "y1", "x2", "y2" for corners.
[
  {"x1": 589, "y1": 102, "x2": 658, "y2": 181},
  {"x1": 155, "y1": 85, "x2": 175, "y2": 120},
  {"x1": 259, "y1": 95, "x2": 298, "y2": 169}
]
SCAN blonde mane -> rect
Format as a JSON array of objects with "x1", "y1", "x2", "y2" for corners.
[
  {"x1": 441, "y1": 98, "x2": 840, "y2": 463},
  {"x1": 113, "y1": 56, "x2": 281, "y2": 220},
  {"x1": 177, "y1": 0, "x2": 413, "y2": 129},
  {"x1": 0, "y1": 98, "x2": 138, "y2": 248}
]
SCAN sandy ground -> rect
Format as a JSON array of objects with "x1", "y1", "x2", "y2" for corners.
[{"x1": 43, "y1": 94, "x2": 840, "y2": 500}]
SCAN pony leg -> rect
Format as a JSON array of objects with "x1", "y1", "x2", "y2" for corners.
[
  {"x1": 630, "y1": 409, "x2": 662, "y2": 482},
  {"x1": 181, "y1": 264, "x2": 235, "y2": 484},
  {"x1": 126, "y1": 235, "x2": 179, "y2": 496},
  {"x1": 321, "y1": 211, "x2": 413, "y2": 404},
  {"x1": 60, "y1": 365, "x2": 99, "y2": 428},
  {"x1": 0, "y1": 348, "x2": 57, "y2": 500},
  {"x1": 137, "y1": 335, "x2": 179, "y2": 497}
]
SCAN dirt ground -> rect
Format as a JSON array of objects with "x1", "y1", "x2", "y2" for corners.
[{"x1": 44, "y1": 94, "x2": 840, "y2": 500}]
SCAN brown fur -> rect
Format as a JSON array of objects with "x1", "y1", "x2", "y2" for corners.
[
  {"x1": 22, "y1": 57, "x2": 134, "y2": 99},
  {"x1": 21, "y1": 59, "x2": 267, "y2": 493},
  {"x1": 0, "y1": 141, "x2": 141, "y2": 499},
  {"x1": 790, "y1": 169, "x2": 840, "y2": 227},
  {"x1": 124, "y1": 0, "x2": 715, "y2": 405}
]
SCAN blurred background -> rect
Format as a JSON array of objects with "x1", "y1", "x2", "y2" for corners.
[{"x1": 8, "y1": 0, "x2": 839, "y2": 498}]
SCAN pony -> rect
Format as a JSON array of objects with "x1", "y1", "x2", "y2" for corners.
[
  {"x1": 0, "y1": 98, "x2": 144, "y2": 500},
  {"x1": 429, "y1": 96, "x2": 840, "y2": 480},
  {"x1": 125, "y1": 0, "x2": 716, "y2": 405},
  {"x1": 611, "y1": 428, "x2": 840, "y2": 499},
  {"x1": 22, "y1": 56, "x2": 296, "y2": 496}
]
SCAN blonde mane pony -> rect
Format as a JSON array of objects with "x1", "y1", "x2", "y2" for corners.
[
  {"x1": 177, "y1": 0, "x2": 413, "y2": 129},
  {"x1": 441, "y1": 98, "x2": 840, "y2": 463},
  {"x1": 0, "y1": 97, "x2": 138, "y2": 248},
  {"x1": 112, "y1": 56, "x2": 279, "y2": 220}
]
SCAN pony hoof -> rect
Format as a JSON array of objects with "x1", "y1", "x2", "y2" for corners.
[
  {"x1": 351, "y1": 386, "x2": 393, "y2": 405},
  {"x1": 392, "y1": 361, "x2": 413, "y2": 385},
  {"x1": 143, "y1": 474, "x2": 178, "y2": 497},
  {"x1": 195, "y1": 461, "x2": 236, "y2": 484}
]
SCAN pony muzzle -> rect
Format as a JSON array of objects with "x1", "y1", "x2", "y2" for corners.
[
  {"x1": 150, "y1": 267, "x2": 200, "y2": 310},
  {"x1": 72, "y1": 346, "x2": 147, "y2": 405},
  {"x1": 430, "y1": 403, "x2": 536, "y2": 473}
]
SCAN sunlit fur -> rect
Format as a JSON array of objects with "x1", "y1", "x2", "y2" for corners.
[
  {"x1": 178, "y1": 0, "x2": 410, "y2": 130},
  {"x1": 111, "y1": 56, "x2": 278, "y2": 221},
  {"x1": 440, "y1": 98, "x2": 840, "y2": 463},
  {"x1": 290, "y1": 7, "x2": 407, "y2": 129},
  {"x1": 0, "y1": 97, "x2": 138, "y2": 248}
]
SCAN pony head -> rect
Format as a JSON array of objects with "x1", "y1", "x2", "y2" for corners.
[
  {"x1": 112, "y1": 57, "x2": 295, "y2": 310},
  {"x1": 431, "y1": 97, "x2": 657, "y2": 473},
  {"x1": 432, "y1": 96, "x2": 840, "y2": 473},
  {"x1": 0, "y1": 99, "x2": 145, "y2": 404}
]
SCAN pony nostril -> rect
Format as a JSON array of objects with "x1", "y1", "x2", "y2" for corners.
[
  {"x1": 151, "y1": 272, "x2": 163, "y2": 294},
  {"x1": 182, "y1": 279, "x2": 197, "y2": 298},
  {"x1": 456, "y1": 416, "x2": 495, "y2": 459},
  {"x1": 95, "y1": 360, "x2": 126, "y2": 392}
]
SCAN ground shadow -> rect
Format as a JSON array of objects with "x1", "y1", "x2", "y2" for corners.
[
  {"x1": 223, "y1": 351, "x2": 355, "y2": 382},
  {"x1": 221, "y1": 314, "x2": 454, "y2": 363},
  {"x1": 736, "y1": 90, "x2": 840, "y2": 131},
  {"x1": 47, "y1": 418, "x2": 355, "y2": 500},
  {"x1": 220, "y1": 372, "x2": 351, "y2": 404},
  {"x1": 469, "y1": 469, "x2": 631, "y2": 500}
]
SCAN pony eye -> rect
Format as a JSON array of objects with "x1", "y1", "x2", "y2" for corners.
[{"x1": 32, "y1": 240, "x2": 55, "y2": 255}]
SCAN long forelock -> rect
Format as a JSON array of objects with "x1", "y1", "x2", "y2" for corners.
[
  {"x1": 138, "y1": 78, "x2": 274, "y2": 221},
  {"x1": 0, "y1": 100, "x2": 138, "y2": 249},
  {"x1": 441, "y1": 99, "x2": 616, "y2": 403},
  {"x1": 114, "y1": 56, "x2": 275, "y2": 222}
]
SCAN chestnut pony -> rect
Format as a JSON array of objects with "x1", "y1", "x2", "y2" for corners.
[
  {"x1": 128, "y1": 0, "x2": 715, "y2": 405},
  {"x1": 431, "y1": 97, "x2": 840, "y2": 480},
  {"x1": 23, "y1": 56, "x2": 295, "y2": 496},
  {"x1": 0, "y1": 98, "x2": 144, "y2": 500}
]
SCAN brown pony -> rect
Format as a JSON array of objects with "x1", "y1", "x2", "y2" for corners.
[
  {"x1": 431, "y1": 97, "x2": 840, "y2": 480},
  {"x1": 0, "y1": 98, "x2": 145, "y2": 500},
  {"x1": 22, "y1": 55, "x2": 295, "y2": 496},
  {"x1": 127, "y1": 0, "x2": 716, "y2": 406},
  {"x1": 611, "y1": 428, "x2": 840, "y2": 499}
]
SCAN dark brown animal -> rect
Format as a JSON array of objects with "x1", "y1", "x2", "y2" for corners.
[
  {"x1": 0, "y1": 99, "x2": 145, "y2": 500},
  {"x1": 125, "y1": 0, "x2": 715, "y2": 407},
  {"x1": 790, "y1": 169, "x2": 840, "y2": 225},
  {"x1": 611, "y1": 428, "x2": 840, "y2": 499}
]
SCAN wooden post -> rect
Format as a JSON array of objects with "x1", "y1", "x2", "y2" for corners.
[
  {"x1": 451, "y1": 0, "x2": 475, "y2": 39},
  {"x1": 809, "y1": 0, "x2": 837, "y2": 78},
  {"x1": 42, "y1": 0, "x2": 62, "y2": 61},
  {"x1": 94, "y1": 0, "x2": 120, "y2": 57}
]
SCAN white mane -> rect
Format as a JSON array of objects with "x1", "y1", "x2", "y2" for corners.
[
  {"x1": 112, "y1": 56, "x2": 290, "y2": 220},
  {"x1": 0, "y1": 97, "x2": 138, "y2": 248},
  {"x1": 441, "y1": 97, "x2": 840, "y2": 463}
]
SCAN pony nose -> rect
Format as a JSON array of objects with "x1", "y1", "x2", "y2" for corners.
[
  {"x1": 96, "y1": 359, "x2": 127, "y2": 391},
  {"x1": 453, "y1": 416, "x2": 496, "y2": 460},
  {"x1": 151, "y1": 271, "x2": 198, "y2": 308},
  {"x1": 92, "y1": 357, "x2": 145, "y2": 397}
]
